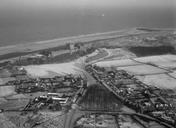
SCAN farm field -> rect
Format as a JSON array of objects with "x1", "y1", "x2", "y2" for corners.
[
  {"x1": 96, "y1": 54, "x2": 176, "y2": 90},
  {"x1": 24, "y1": 62, "x2": 82, "y2": 77},
  {"x1": 96, "y1": 59, "x2": 139, "y2": 67},
  {"x1": 142, "y1": 74, "x2": 176, "y2": 89},
  {"x1": 0, "y1": 86, "x2": 15, "y2": 97},
  {"x1": 117, "y1": 64, "x2": 167, "y2": 75}
]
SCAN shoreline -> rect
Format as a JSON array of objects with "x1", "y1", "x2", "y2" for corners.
[
  {"x1": 0, "y1": 27, "x2": 175, "y2": 61},
  {"x1": 0, "y1": 28, "x2": 134, "y2": 48},
  {"x1": 1, "y1": 27, "x2": 175, "y2": 48},
  {"x1": 0, "y1": 28, "x2": 137, "y2": 55}
]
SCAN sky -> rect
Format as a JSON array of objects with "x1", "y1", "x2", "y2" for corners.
[
  {"x1": 0, "y1": 0, "x2": 175, "y2": 18},
  {"x1": 0, "y1": 0, "x2": 175, "y2": 9},
  {"x1": 0, "y1": 0, "x2": 175, "y2": 28},
  {"x1": 0, "y1": 0, "x2": 175, "y2": 24}
]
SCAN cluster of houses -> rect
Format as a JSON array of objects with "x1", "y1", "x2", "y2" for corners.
[{"x1": 85, "y1": 64, "x2": 176, "y2": 127}]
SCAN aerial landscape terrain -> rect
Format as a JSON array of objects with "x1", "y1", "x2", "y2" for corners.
[
  {"x1": 0, "y1": 27, "x2": 176, "y2": 128},
  {"x1": 0, "y1": 0, "x2": 175, "y2": 128}
]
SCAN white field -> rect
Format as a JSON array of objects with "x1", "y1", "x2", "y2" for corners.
[
  {"x1": 96, "y1": 59, "x2": 139, "y2": 67},
  {"x1": 150, "y1": 61, "x2": 176, "y2": 70},
  {"x1": 134, "y1": 54, "x2": 176, "y2": 63},
  {"x1": 117, "y1": 65, "x2": 167, "y2": 75},
  {"x1": 24, "y1": 62, "x2": 83, "y2": 78},
  {"x1": 142, "y1": 74, "x2": 176, "y2": 89},
  {"x1": 0, "y1": 78, "x2": 16, "y2": 97},
  {"x1": 96, "y1": 55, "x2": 176, "y2": 68},
  {"x1": 0, "y1": 86, "x2": 15, "y2": 97},
  {"x1": 0, "y1": 78, "x2": 15, "y2": 85}
]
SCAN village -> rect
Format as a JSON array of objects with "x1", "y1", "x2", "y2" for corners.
[{"x1": 0, "y1": 29, "x2": 176, "y2": 128}]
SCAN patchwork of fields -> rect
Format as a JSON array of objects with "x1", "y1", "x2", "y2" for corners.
[{"x1": 96, "y1": 54, "x2": 176, "y2": 89}]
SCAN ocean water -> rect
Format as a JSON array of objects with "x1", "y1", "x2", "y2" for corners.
[{"x1": 0, "y1": 7, "x2": 175, "y2": 47}]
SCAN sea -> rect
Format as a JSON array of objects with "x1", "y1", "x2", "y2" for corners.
[{"x1": 0, "y1": 7, "x2": 175, "y2": 47}]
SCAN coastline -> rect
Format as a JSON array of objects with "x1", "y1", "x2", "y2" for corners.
[
  {"x1": 0, "y1": 28, "x2": 174, "y2": 61},
  {"x1": 0, "y1": 28, "x2": 136, "y2": 55}
]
